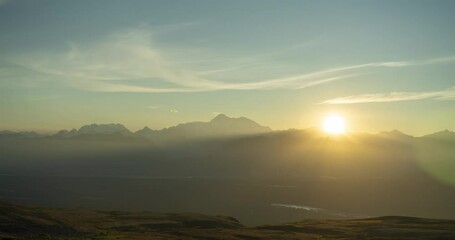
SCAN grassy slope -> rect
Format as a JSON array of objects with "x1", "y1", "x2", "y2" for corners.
[{"x1": 1, "y1": 202, "x2": 454, "y2": 240}]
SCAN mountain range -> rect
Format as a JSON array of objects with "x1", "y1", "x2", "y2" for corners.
[
  {"x1": 1, "y1": 114, "x2": 454, "y2": 225},
  {"x1": 0, "y1": 114, "x2": 272, "y2": 143},
  {"x1": 1, "y1": 114, "x2": 454, "y2": 143}
]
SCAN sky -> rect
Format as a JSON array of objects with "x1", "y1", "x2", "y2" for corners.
[{"x1": 1, "y1": 0, "x2": 455, "y2": 135}]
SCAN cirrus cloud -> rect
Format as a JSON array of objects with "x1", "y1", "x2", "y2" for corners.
[
  {"x1": 322, "y1": 87, "x2": 455, "y2": 104},
  {"x1": 4, "y1": 27, "x2": 455, "y2": 94}
]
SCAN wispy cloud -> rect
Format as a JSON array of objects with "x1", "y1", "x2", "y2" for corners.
[
  {"x1": 147, "y1": 105, "x2": 162, "y2": 110},
  {"x1": 322, "y1": 87, "x2": 455, "y2": 104},
  {"x1": 5, "y1": 27, "x2": 455, "y2": 93}
]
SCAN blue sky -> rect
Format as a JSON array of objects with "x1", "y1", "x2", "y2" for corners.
[{"x1": 1, "y1": 0, "x2": 455, "y2": 134}]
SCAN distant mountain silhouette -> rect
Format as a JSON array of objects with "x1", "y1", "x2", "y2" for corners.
[
  {"x1": 135, "y1": 126, "x2": 158, "y2": 139},
  {"x1": 0, "y1": 130, "x2": 43, "y2": 138},
  {"x1": 78, "y1": 123, "x2": 132, "y2": 135},
  {"x1": 378, "y1": 129, "x2": 413, "y2": 140},
  {"x1": 135, "y1": 114, "x2": 272, "y2": 142},
  {"x1": 54, "y1": 129, "x2": 78, "y2": 138},
  {"x1": 52, "y1": 123, "x2": 133, "y2": 140},
  {"x1": 17, "y1": 114, "x2": 272, "y2": 142},
  {"x1": 1, "y1": 115, "x2": 454, "y2": 143},
  {"x1": 422, "y1": 129, "x2": 455, "y2": 141},
  {"x1": 210, "y1": 114, "x2": 271, "y2": 135},
  {"x1": 1, "y1": 122, "x2": 455, "y2": 224}
]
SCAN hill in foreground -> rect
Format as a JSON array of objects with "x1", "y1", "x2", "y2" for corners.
[{"x1": 1, "y1": 202, "x2": 454, "y2": 240}]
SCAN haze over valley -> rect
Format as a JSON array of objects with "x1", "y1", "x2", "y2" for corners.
[
  {"x1": 1, "y1": 115, "x2": 454, "y2": 226},
  {"x1": 1, "y1": 0, "x2": 455, "y2": 239}
]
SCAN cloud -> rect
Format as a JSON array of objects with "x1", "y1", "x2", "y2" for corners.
[
  {"x1": 5, "y1": 27, "x2": 455, "y2": 93},
  {"x1": 420, "y1": 56, "x2": 455, "y2": 65},
  {"x1": 322, "y1": 87, "x2": 455, "y2": 104},
  {"x1": 147, "y1": 105, "x2": 162, "y2": 110},
  {"x1": 169, "y1": 109, "x2": 178, "y2": 113}
]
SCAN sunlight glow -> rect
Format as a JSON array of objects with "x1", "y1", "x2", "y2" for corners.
[{"x1": 323, "y1": 114, "x2": 346, "y2": 135}]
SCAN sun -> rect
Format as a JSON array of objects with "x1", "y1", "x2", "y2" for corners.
[{"x1": 322, "y1": 114, "x2": 346, "y2": 135}]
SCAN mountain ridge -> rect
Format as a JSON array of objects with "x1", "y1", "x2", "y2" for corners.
[
  {"x1": 0, "y1": 114, "x2": 272, "y2": 143},
  {"x1": 422, "y1": 129, "x2": 455, "y2": 140},
  {"x1": 1, "y1": 114, "x2": 454, "y2": 141}
]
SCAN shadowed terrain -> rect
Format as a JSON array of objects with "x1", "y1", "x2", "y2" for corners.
[
  {"x1": 1, "y1": 116, "x2": 455, "y2": 225},
  {"x1": 1, "y1": 202, "x2": 454, "y2": 240}
]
